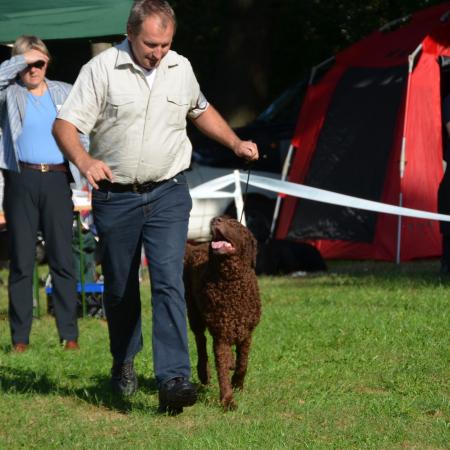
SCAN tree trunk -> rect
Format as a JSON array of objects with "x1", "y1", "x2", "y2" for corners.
[{"x1": 210, "y1": 0, "x2": 277, "y2": 126}]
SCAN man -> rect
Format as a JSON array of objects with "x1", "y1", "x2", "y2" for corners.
[
  {"x1": 53, "y1": 0, "x2": 258, "y2": 414},
  {"x1": 0, "y1": 35, "x2": 80, "y2": 352}
]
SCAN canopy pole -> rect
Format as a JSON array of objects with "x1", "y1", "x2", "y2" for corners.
[
  {"x1": 269, "y1": 144, "x2": 295, "y2": 239},
  {"x1": 396, "y1": 44, "x2": 422, "y2": 264},
  {"x1": 309, "y1": 56, "x2": 334, "y2": 85}
]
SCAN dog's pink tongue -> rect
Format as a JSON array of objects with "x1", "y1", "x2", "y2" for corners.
[{"x1": 211, "y1": 241, "x2": 231, "y2": 250}]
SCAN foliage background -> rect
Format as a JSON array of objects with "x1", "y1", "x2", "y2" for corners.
[{"x1": 170, "y1": 0, "x2": 446, "y2": 124}]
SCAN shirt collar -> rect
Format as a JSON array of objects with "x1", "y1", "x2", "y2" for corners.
[{"x1": 115, "y1": 38, "x2": 180, "y2": 72}]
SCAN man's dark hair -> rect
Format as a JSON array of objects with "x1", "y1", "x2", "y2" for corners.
[{"x1": 127, "y1": 0, "x2": 177, "y2": 35}]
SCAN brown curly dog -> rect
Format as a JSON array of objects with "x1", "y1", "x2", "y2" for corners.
[{"x1": 184, "y1": 216, "x2": 261, "y2": 410}]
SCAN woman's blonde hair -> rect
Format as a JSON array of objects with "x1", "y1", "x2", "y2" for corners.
[{"x1": 11, "y1": 35, "x2": 51, "y2": 60}]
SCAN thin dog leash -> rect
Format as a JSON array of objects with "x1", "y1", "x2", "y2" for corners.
[{"x1": 239, "y1": 163, "x2": 252, "y2": 223}]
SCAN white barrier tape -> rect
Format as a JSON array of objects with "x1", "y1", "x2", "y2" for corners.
[
  {"x1": 188, "y1": 171, "x2": 450, "y2": 222},
  {"x1": 190, "y1": 173, "x2": 450, "y2": 222},
  {"x1": 241, "y1": 174, "x2": 450, "y2": 222},
  {"x1": 190, "y1": 173, "x2": 235, "y2": 199},
  {"x1": 192, "y1": 191, "x2": 235, "y2": 199}
]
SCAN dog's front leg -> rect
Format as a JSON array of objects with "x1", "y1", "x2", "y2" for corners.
[
  {"x1": 213, "y1": 339, "x2": 236, "y2": 410},
  {"x1": 194, "y1": 329, "x2": 210, "y2": 385},
  {"x1": 232, "y1": 335, "x2": 252, "y2": 390}
]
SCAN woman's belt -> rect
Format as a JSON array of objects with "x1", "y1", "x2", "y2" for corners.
[{"x1": 19, "y1": 162, "x2": 68, "y2": 173}]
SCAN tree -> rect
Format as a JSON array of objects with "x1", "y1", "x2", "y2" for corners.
[{"x1": 173, "y1": 0, "x2": 446, "y2": 125}]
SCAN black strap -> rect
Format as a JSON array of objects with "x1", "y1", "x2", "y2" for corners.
[{"x1": 239, "y1": 164, "x2": 252, "y2": 223}]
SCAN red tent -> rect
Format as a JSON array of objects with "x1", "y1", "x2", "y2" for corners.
[{"x1": 276, "y1": 3, "x2": 450, "y2": 261}]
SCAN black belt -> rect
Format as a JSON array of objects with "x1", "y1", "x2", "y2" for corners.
[
  {"x1": 20, "y1": 161, "x2": 68, "y2": 173},
  {"x1": 98, "y1": 179, "x2": 168, "y2": 194}
]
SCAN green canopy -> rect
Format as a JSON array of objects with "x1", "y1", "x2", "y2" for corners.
[{"x1": 0, "y1": 0, "x2": 133, "y2": 44}]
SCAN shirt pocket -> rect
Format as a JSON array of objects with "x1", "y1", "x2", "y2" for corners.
[
  {"x1": 166, "y1": 94, "x2": 190, "y2": 128},
  {"x1": 104, "y1": 94, "x2": 136, "y2": 123}
]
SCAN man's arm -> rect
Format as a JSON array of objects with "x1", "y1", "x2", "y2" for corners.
[
  {"x1": 53, "y1": 119, "x2": 113, "y2": 189},
  {"x1": 191, "y1": 105, "x2": 259, "y2": 161}
]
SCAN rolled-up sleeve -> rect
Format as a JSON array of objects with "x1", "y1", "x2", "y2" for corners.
[
  {"x1": 189, "y1": 90, "x2": 209, "y2": 119},
  {"x1": 57, "y1": 60, "x2": 105, "y2": 135},
  {"x1": 186, "y1": 62, "x2": 208, "y2": 119}
]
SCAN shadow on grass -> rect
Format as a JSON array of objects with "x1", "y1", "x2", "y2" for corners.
[
  {"x1": 270, "y1": 260, "x2": 448, "y2": 287},
  {"x1": 0, "y1": 365, "x2": 161, "y2": 414},
  {"x1": 327, "y1": 260, "x2": 442, "y2": 279}
]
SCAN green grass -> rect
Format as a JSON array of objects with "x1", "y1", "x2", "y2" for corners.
[{"x1": 0, "y1": 261, "x2": 449, "y2": 449}]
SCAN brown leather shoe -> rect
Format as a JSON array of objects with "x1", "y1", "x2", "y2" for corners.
[
  {"x1": 64, "y1": 340, "x2": 80, "y2": 350},
  {"x1": 12, "y1": 343, "x2": 28, "y2": 353}
]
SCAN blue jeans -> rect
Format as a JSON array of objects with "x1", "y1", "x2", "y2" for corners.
[{"x1": 92, "y1": 173, "x2": 192, "y2": 386}]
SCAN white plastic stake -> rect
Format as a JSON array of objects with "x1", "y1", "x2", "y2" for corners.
[{"x1": 233, "y1": 169, "x2": 246, "y2": 226}]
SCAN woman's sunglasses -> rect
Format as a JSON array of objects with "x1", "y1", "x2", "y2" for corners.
[{"x1": 27, "y1": 60, "x2": 46, "y2": 70}]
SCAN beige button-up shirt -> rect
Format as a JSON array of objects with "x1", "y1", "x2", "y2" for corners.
[{"x1": 57, "y1": 39, "x2": 208, "y2": 183}]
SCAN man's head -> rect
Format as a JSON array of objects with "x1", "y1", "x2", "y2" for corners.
[
  {"x1": 127, "y1": 0, "x2": 176, "y2": 70},
  {"x1": 12, "y1": 35, "x2": 50, "y2": 90}
]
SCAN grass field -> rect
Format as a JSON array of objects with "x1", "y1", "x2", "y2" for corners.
[{"x1": 0, "y1": 260, "x2": 449, "y2": 449}]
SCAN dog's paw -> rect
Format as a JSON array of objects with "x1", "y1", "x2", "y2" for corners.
[
  {"x1": 221, "y1": 395, "x2": 237, "y2": 411},
  {"x1": 199, "y1": 376, "x2": 210, "y2": 385},
  {"x1": 231, "y1": 374, "x2": 245, "y2": 390}
]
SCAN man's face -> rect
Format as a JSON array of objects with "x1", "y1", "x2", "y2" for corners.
[
  {"x1": 20, "y1": 54, "x2": 47, "y2": 90},
  {"x1": 128, "y1": 14, "x2": 174, "y2": 70}
]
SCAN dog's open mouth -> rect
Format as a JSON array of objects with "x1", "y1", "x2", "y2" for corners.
[
  {"x1": 211, "y1": 240, "x2": 235, "y2": 252},
  {"x1": 211, "y1": 229, "x2": 235, "y2": 254}
]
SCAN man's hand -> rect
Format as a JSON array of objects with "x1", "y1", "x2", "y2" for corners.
[
  {"x1": 78, "y1": 155, "x2": 114, "y2": 190},
  {"x1": 232, "y1": 139, "x2": 259, "y2": 161},
  {"x1": 53, "y1": 119, "x2": 113, "y2": 190}
]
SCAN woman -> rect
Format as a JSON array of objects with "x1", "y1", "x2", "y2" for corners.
[{"x1": 0, "y1": 35, "x2": 80, "y2": 352}]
